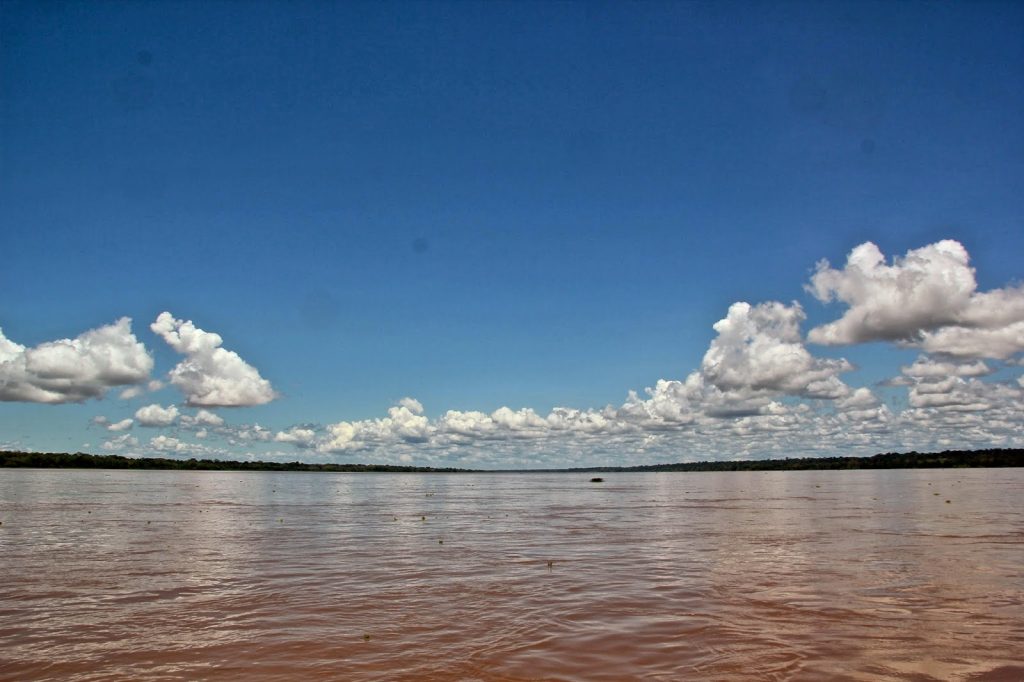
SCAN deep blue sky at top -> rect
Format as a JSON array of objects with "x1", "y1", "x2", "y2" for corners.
[{"x1": 2, "y1": 1, "x2": 1022, "y2": 437}]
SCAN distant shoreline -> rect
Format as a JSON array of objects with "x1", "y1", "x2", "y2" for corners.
[{"x1": 1, "y1": 448, "x2": 1021, "y2": 473}]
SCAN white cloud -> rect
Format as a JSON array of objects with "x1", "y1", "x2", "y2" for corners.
[
  {"x1": 229, "y1": 423, "x2": 273, "y2": 443},
  {"x1": 899, "y1": 378, "x2": 1024, "y2": 448},
  {"x1": 0, "y1": 318, "x2": 152, "y2": 403},
  {"x1": 439, "y1": 404, "x2": 618, "y2": 441},
  {"x1": 306, "y1": 300, "x2": 864, "y2": 458},
  {"x1": 612, "y1": 302, "x2": 855, "y2": 429},
  {"x1": 107, "y1": 418, "x2": 134, "y2": 432},
  {"x1": 102, "y1": 434, "x2": 139, "y2": 451},
  {"x1": 287, "y1": 278, "x2": 1022, "y2": 465},
  {"x1": 837, "y1": 389, "x2": 892, "y2": 424},
  {"x1": 701, "y1": 301, "x2": 852, "y2": 399},
  {"x1": 10, "y1": 237, "x2": 1013, "y2": 467},
  {"x1": 807, "y1": 240, "x2": 1024, "y2": 359},
  {"x1": 119, "y1": 379, "x2": 164, "y2": 400},
  {"x1": 151, "y1": 312, "x2": 277, "y2": 407},
  {"x1": 907, "y1": 377, "x2": 993, "y2": 411},
  {"x1": 900, "y1": 355, "x2": 992, "y2": 380},
  {"x1": 274, "y1": 426, "x2": 318, "y2": 447},
  {"x1": 119, "y1": 246, "x2": 1021, "y2": 466},
  {"x1": 182, "y1": 409, "x2": 224, "y2": 427},
  {"x1": 149, "y1": 435, "x2": 187, "y2": 453},
  {"x1": 134, "y1": 403, "x2": 180, "y2": 427},
  {"x1": 320, "y1": 399, "x2": 432, "y2": 452},
  {"x1": 617, "y1": 378, "x2": 705, "y2": 424},
  {"x1": 918, "y1": 321, "x2": 1024, "y2": 361}
]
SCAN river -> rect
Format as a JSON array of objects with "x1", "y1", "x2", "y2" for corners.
[{"x1": 1, "y1": 467, "x2": 1021, "y2": 680}]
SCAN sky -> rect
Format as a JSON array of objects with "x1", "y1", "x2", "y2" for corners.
[{"x1": 1, "y1": 1, "x2": 1022, "y2": 468}]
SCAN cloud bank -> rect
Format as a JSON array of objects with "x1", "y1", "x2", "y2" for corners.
[
  {"x1": 9, "y1": 238, "x2": 1022, "y2": 467},
  {"x1": 251, "y1": 238, "x2": 1020, "y2": 465}
]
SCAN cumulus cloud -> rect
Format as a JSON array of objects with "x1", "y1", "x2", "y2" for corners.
[
  {"x1": 151, "y1": 312, "x2": 277, "y2": 407},
  {"x1": 612, "y1": 302, "x2": 854, "y2": 428},
  {"x1": 834, "y1": 387, "x2": 892, "y2": 424},
  {"x1": 274, "y1": 426, "x2": 318, "y2": 448},
  {"x1": 701, "y1": 301, "x2": 852, "y2": 400},
  {"x1": 439, "y1": 404, "x2": 619, "y2": 442},
  {"x1": 0, "y1": 318, "x2": 152, "y2": 403},
  {"x1": 907, "y1": 377, "x2": 994, "y2": 412},
  {"x1": 134, "y1": 403, "x2": 180, "y2": 427},
  {"x1": 320, "y1": 399, "x2": 432, "y2": 452},
  {"x1": 278, "y1": 269, "x2": 1020, "y2": 465},
  {"x1": 900, "y1": 355, "x2": 992, "y2": 380},
  {"x1": 229, "y1": 424, "x2": 273, "y2": 443},
  {"x1": 13, "y1": 237, "x2": 1011, "y2": 467},
  {"x1": 899, "y1": 377, "x2": 1024, "y2": 449},
  {"x1": 147, "y1": 435, "x2": 215, "y2": 455},
  {"x1": 107, "y1": 418, "x2": 134, "y2": 432},
  {"x1": 180, "y1": 409, "x2": 224, "y2": 428},
  {"x1": 102, "y1": 434, "x2": 139, "y2": 451},
  {"x1": 260, "y1": 379, "x2": 1020, "y2": 467},
  {"x1": 893, "y1": 354, "x2": 1019, "y2": 414},
  {"x1": 619, "y1": 373, "x2": 781, "y2": 422},
  {"x1": 105, "y1": 238, "x2": 1017, "y2": 467},
  {"x1": 807, "y1": 240, "x2": 1024, "y2": 359},
  {"x1": 303, "y1": 299, "x2": 864, "y2": 457},
  {"x1": 119, "y1": 380, "x2": 165, "y2": 400},
  {"x1": 300, "y1": 392, "x2": 912, "y2": 465},
  {"x1": 918, "y1": 322, "x2": 1024, "y2": 361}
]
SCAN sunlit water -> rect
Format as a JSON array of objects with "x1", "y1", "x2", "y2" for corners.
[{"x1": 1, "y1": 468, "x2": 1022, "y2": 681}]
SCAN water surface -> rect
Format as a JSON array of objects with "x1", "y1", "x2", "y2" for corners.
[{"x1": 1, "y1": 468, "x2": 1022, "y2": 680}]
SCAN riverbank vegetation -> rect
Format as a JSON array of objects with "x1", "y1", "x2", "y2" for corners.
[{"x1": 0, "y1": 448, "x2": 1020, "y2": 472}]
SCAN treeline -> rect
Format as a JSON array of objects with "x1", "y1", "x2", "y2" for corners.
[
  {"x1": 0, "y1": 450, "x2": 463, "y2": 473},
  {"x1": 0, "y1": 448, "x2": 1021, "y2": 473},
  {"x1": 561, "y1": 448, "x2": 1024, "y2": 473}
]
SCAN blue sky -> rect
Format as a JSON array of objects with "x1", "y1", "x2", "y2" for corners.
[{"x1": 2, "y1": 1, "x2": 1022, "y2": 468}]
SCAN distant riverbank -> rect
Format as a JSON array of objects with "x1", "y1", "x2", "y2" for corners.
[{"x1": 1, "y1": 448, "x2": 1020, "y2": 473}]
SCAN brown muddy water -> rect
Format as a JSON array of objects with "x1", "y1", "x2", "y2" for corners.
[{"x1": 1, "y1": 468, "x2": 1022, "y2": 681}]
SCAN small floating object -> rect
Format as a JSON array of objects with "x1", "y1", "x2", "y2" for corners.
[
  {"x1": 945, "y1": 500, "x2": 951, "y2": 504},
  {"x1": 363, "y1": 634, "x2": 371, "y2": 642},
  {"x1": 547, "y1": 560, "x2": 554, "y2": 568},
  {"x1": 438, "y1": 539, "x2": 443, "y2": 544},
  {"x1": 421, "y1": 516, "x2": 426, "y2": 521},
  {"x1": 590, "y1": 477, "x2": 604, "y2": 483}
]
